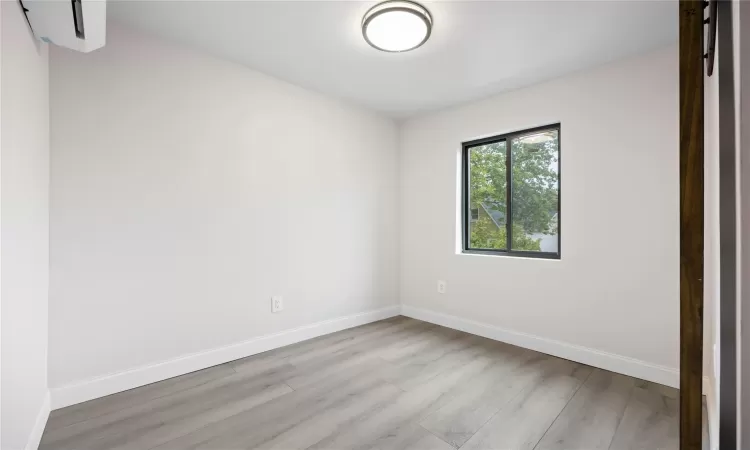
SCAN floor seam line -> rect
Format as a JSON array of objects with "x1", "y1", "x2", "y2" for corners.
[
  {"x1": 419, "y1": 422, "x2": 459, "y2": 449},
  {"x1": 453, "y1": 367, "x2": 541, "y2": 450},
  {"x1": 531, "y1": 366, "x2": 594, "y2": 450},
  {"x1": 454, "y1": 406, "x2": 502, "y2": 450},
  {"x1": 606, "y1": 381, "x2": 638, "y2": 450}
]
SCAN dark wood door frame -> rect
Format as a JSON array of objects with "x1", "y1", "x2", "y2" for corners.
[{"x1": 679, "y1": 1, "x2": 704, "y2": 449}]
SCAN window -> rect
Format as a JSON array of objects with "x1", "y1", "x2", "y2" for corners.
[{"x1": 462, "y1": 124, "x2": 560, "y2": 259}]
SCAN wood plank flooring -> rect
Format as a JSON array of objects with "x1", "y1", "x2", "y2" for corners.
[{"x1": 40, "y1": 317, "x2": 679, "y2": 450}]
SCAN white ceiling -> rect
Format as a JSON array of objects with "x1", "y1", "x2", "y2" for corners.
[{"x1": 108, "y1": 1, "x2": 678, "y2": 118}]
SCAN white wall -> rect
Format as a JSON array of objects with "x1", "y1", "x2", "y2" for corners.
[
  {"x1": 703, "y1": 21, "x2": 720, "y2": 448},
  {"x1": 1, "y1": 2, "x2": 51, "y2": 449},
  {"x1": 48, "y1": 25, "x2": 399, "y2": 395},
  {"x1": 400, "y1": 46, "x2": 679, "y2": 384}
]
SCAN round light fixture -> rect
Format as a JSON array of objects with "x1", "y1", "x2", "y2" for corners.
[{"x1": 362, "y1": 1, "x2": 432, "y2": 52}]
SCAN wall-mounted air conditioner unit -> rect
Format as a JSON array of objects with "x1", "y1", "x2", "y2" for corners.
[{"x1": 21, "y1": 0, "x2": 106, "y2": 52}]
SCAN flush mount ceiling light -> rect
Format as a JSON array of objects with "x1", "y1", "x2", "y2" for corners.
[{"x1": 362, "y1": 0, "x2": 432, "y2": 52}]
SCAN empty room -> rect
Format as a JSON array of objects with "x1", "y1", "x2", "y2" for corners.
[{"x1": 3, "y1": 0, "x2": 749, "y2": 449}]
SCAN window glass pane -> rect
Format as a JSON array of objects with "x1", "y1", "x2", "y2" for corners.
[
  {"x1": 468, "y1": 141, "x2": 507, "y2": 250},
  {"x1": 510, "y1": 129, "x2": 559, "y2": 252}
]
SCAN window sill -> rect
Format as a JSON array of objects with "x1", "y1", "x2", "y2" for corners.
[{"x1": 459, "y1": 249, "x2": 561, "y2": 260}]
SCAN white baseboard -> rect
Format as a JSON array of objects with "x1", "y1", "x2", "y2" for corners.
[
  {"x1": 25, "y1": 390, "x2": 50, "y2": 450},
  {"x1": 703, "y1": 375, "x2": 718, "y2": 450},
  {"x1": 50, "y1": 305, "x2": 400, "y2": 409},
  {"x1": 400, "y1": 305, "x2": 679, "y2": 388}
]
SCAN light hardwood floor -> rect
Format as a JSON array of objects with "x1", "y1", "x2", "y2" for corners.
[{"x1": 40, "y1": 317, "x2": 679, "y2": 450}]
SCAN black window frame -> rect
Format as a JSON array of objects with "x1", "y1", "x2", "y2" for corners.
[{"x1": 461, "y1": 123, "x2": 561, "y2": 260}]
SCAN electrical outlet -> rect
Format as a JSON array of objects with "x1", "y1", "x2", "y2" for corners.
[
  {"x1": 437, "y1": 280, "x2": 447, "y2": 294},
  {"x1": 272, "y1": 295, "x2": 283, "y2": 313}
]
